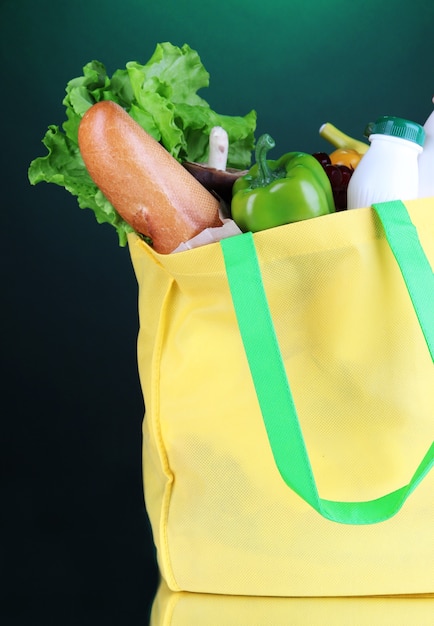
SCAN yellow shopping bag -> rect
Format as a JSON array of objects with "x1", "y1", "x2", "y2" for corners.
[
  {"x1": 150, "y1": 580, "x2": 434, "y2": 626},
  {"x1": 129, "y1": 199, "x2": 434, "y2": 597}
]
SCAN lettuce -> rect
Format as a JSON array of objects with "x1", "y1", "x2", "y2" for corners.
[{"x1": 28, "y1": 42, "x2": 257, "y2": 246}]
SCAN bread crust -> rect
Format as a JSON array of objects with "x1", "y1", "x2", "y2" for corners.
[{"x1": 78, "y1": 101, "x2": 222, "y2": 253}]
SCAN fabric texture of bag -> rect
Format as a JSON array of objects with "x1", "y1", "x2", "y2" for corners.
[
  {"x1": 128, "y1": 198, "x2": 434, "y2": 597},
  {"x1": 150, "y1": 580, "x2": 434, "y2": 626}
]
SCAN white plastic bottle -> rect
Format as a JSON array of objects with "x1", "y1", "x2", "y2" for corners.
[
  {"x1": 418, "y1": 99, "x2": 434, "y2": 198},
  {"x1": 347, "y1": 116, "x2": 425, "y2": 210}
]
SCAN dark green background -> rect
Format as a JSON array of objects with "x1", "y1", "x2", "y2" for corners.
[{"x1": 2, "y1": 1, "x2": 434, "y2": 624}]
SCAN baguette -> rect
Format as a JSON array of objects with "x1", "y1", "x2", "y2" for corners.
[{"x1": 78, "y1": 100, "x2": 222, "y2": 253}]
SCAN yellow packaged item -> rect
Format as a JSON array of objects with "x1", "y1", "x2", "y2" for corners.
[{"x1": 129, "y1": 199, "x2": 434, "y2": 597}]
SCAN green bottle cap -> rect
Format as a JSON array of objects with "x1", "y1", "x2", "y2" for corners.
[{"x1": 370, "y1": 115, "x2": 425, "y2": 146}]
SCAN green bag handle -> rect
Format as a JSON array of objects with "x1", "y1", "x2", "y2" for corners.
[{"x1": 221, "y1": 200, "x2": 434, "y2": 525}]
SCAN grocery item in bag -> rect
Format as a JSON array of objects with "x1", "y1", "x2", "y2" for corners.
[
  {"x1": 347, "y1": 116, "x2": 425, "y2": 209},
  {"x1": 418, "y1": 99, "x2": 434, "y2": 198}
]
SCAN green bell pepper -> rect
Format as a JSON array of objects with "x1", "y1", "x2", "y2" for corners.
[{"x1": 231, "y1": 133, "x2": 335, "y2": 232}]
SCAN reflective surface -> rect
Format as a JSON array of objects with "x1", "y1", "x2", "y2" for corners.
[{"x1": 150, "y1": 581, "x2": 434, "y2": 626}]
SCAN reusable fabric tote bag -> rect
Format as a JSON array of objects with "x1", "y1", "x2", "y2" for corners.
[
  {"x1": 128, "y1": 198, "x2": 434, "y2": 597},
  {"x1": 150, "y1": 579, "x2": 434, "y2": 626}
]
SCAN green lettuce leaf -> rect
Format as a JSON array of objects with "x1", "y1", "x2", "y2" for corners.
[{"x1": 28, "y1": 42, "x2": 257, "y2": 246}]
